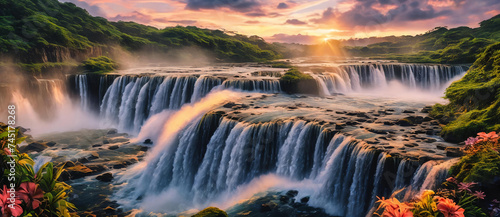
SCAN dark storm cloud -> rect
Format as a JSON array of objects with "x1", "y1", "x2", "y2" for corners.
[
  {"x1": 285, "y1": 19, "x2": 307, "y2": 25},
  {"x1": 60, "y1": 0, "x2": 106, "y2": 17},
  {"x1": 185, "y1": 0, "x2": 260, "y2": 12},
  {"x1": 310, "y1": 7, "x2": 335, "y2": 24},
  {"x1": 277, "y1": 2, "x2": 289, "y2": 9},
  {"x1": 311, "y1": 0, "x2": 456, "y2": 27}
]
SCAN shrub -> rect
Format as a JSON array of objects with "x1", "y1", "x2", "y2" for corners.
[
  {"x1": 81, "y1": 56, "x2": 117, "y2": 73},
  {"x1": 192, "y1": 207, "x2": 228, "y2": 217}
]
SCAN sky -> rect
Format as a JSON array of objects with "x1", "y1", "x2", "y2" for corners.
[{"x1": 60, "y1": 0, "x2": 500, "y2": 44}]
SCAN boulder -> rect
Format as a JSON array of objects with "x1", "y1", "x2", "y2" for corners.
[
  {"x1": 19, "y1": 142, "x2": 48, "y2": 152},
  {"x1": 96, "y1": 173, "x2": 113, "y2": 182},
  {"x1": 445, "y1": 147, "x2": 464, "y2": 157}
]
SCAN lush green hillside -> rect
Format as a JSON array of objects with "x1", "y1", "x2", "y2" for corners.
[
  {"x1": 432, "y1": 43, "x2": 500, "y2": 142},
  {"x1": 0, "y1": 0, "x2": 281, "y2": 63},
  {"x1": 345, "y1": 14, "x2": 500, "y2": 63}
]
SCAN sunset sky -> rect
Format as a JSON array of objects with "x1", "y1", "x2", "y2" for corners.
[{"x1": 60, "y1": 0, "x2": 500, "y2": 44}]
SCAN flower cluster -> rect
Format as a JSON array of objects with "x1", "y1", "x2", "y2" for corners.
[
  {"x1": 1, "y1": 126, "x2": 76, "y2": 217},
  {"x1": 463, "y1": 132, "x2": 499, "y2": 155},
  {"x1": 375, "y1": 177, "x2": 489, "y2": 217}
]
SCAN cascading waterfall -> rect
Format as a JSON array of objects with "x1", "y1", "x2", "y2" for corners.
[
  {"x1": 71, "y1": 74, "x2": 283, "y2": 132},
  {"x1": 122, "y1": 111, "x2": 454, "y2": 216},
  {"x1": 314, "y1": 64, "x2": 468, "y2": 94}
]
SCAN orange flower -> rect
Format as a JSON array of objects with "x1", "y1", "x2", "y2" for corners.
[
  {"x1": 437, "y1": 197, "x2": 464, "y2": 217},
  {"x1": 378, "y1": 197, "x2": 414, "y2": 217},
  {"x1": 477, "y1": 132, "x2": 499, "y2": 142}
]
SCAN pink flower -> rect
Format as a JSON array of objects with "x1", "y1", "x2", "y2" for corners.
[
  {"x1": 472, "y1": 191, "x2": 485, "y2": 200},
  {"x1": 477, "y1": 132, "x2": 499, "y2": 142},
  {"x1": 17, "y1": 182, "x2": 44, "y2": 210},
  {"x1": 458, "y1": 182, "x2": 476, "y2": 193},
  {"x1": 446, "y1": 177, "x2": 457, "y2": 184},
  {"x1": 465, "y1": 137, "x2": 479, "y2": 146},
  {"x1": 2, "y1": 148, "x2": 11, "y2": 156},
  {"x1": 0, "y1": 185, "x2": 23, "y2": 217},
  {"x1": 437, "y1": 197, "x2": 465, "y2": 217}
]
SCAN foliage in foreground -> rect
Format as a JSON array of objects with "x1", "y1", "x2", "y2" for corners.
[
  {"x1": 0, "y1": 124, "x2": 76, "y2": 216},
  {"x1": 431, "y1": 43, "x2": 500, "y2": 142},
  {"x1": 81, "y1": 56, "x2": 117, "y2": 73},
  {"x1": 375, "y1": 131, "x2": 500, "y2": 217}
]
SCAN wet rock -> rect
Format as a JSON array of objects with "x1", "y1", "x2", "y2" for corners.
[
  {"x1": 46, "y1": 141, "x2": 56, "y2": 147},
  {"x1": 445, "y1": 147, "x2": 463, "y2": 157},
  {"x1": 260, "y1": 202, "x2": 277, "y2": 212},
  {"x1": 61, "y1": 165, "x2": 94, "y2": 180},
  {"x1": 92, "y1": 144, "x2": 102, "y2": 148},
  {"x1": 223, "y1": 102, "x2": 236, "y2": 108},
  {"x1": 96, "y1": 173, "x2": 113, "y2": 182},
  {"x1": 335, "y1": 123, "x2": 345, "y2": 130},
  {"x1": 286, "y1": 190, "x2": 298, "y2": 198},
  {"x1": 421, "y1": 106, "x2": 433, "y2": 113},
  {"x1": 140, "y1": 146, "x2": 149, "y2": 151},
  {"x1": 396, "y1": 119, "x2": 414, "y2": 126},
  {"x1": 19, "y1": 142, "x2": 48, "y2": 152},
  {"x1": 107, "y1": 129, "x2": 117, "y2": 135},
  {"x1": 279, "y1": 195, "x2": 290, "y2": 203},
  {"x1": 108, "y1": 145, "x2": 119, "y2": 150},
  {"x1": 424, "y1": 138, "x2": 437, "y2": 143},
  {"x1": 403, "y1": 110, "x2": 415, "y2": 113},
  {"x1": 384, "y1": 121, "x2": 395, "y2": 126},
  {"x1": 300, "y1": 196, "x2": 310, "y2": 204},
  {"x1": 436, "y1": 144, "x2": 446, "y2": 150},
  {"x1": 102, "y1": 139, "x2": 109, "y2": 144},
  {"x1": 144, "y1": 139, "x2": 153, "y2": 144}
]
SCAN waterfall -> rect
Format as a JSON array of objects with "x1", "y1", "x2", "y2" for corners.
[
  {"x1": 314, "y1": 64, "x2": 468, "y2": 94},
  {"x1": 122, "y1": 112, "x2": 454, "y2": 216},
  {"x1": 70, "y1": 74, "x2": 283, "y2": 132}
]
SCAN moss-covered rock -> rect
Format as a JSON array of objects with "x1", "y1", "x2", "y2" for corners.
[
  {"x1": 192, "y1": 207, "x2": 228, "y2": 217},
  {"x1": 279, "y1": 67, "x2": 319, "y2": 95},
  {"x1": 432, "y1": 43, "x2": 500, "y2": 142},
  {"x1": 450, "y1": 149, "x2": 500, "y2": 183},
  {"x1": 81, "y1": 56, "x2": 118, "y2": 73}
]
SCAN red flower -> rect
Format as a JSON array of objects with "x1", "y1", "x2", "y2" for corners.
[
  {"x1": 446, "y1": 177, "x2": 457, "y2": 184},
  {"x1": 0, "y1": 185, "x2": 23, "y2": 217},
  {"x1": 472, "y1": 191, "x2": 485, "y2": 200},
  {"x1": 437, "y1": 197, "x2": 465, "y2": 217},
  {"x1": 18, "y1": 182, "x2": 44, "y2": 210}
]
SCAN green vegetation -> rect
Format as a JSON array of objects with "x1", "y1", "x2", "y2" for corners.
[
  {"x1": 279, "y1": 67, "x2": 319, "y2": 94},
  {"x1": 346, "y1": 14, "x2": 500, "y2": 63},
  {"x1": 0, "y1": 0, "x2": 281, "y2": 64},
  {"x1": 81, "y1": 56, "x2": 117, "y2": 73},
  {"x1": 192, "y1": 207, "x2": 228, "y2": 217},
  {"x1": 431, "y1": 43, "x2": 500, "y2": 142},
  {"x1": 280, "y1": 67, "x2": 314, "y2": 82},
  {"x1": 450, "y1": 149, "x2": 500, "y2": 183}
]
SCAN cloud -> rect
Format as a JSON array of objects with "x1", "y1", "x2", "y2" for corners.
[
  {"x1": 266, "y1": 33, "x2": 321, "y2": 44},
  {"x1": 310, "y1": 0, "x2": 458, "y2": 28},
  {"x1": 185, "y1": 0, "x2": 260, "y2": 12},
  {"x1": 109, "y1": 11, "x2": 153, "y2": 24},
  {"x1": 310, "y1": 7, "x2": 336, "y2": 24},
  {"x1": 285, "y1": 19, "x2": 307, "y2": 25},
  {"x1": 245, "y1": 20, "x2": 260, "y2": 24},
  {"x1": 168, "y1": 20, "x2": 198, "y2": 25},
  {"x1": 277, "y1": 2, "x2": 289, "y2": 9},
  {"x1": 59, "y1": 0, "x2": 106, "y2": 17}
]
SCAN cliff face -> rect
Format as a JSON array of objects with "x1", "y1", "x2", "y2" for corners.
[
  {"x1": 18, "y1": 46, "x2": 105, "y2": 63},
  {"x1": 438, "y1": 42, "x2": 500, "y2": 142}
]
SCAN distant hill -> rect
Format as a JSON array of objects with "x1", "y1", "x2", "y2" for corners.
[
  {"x1": 344, "y1": 14, "x2": 500, "y2": 63},
  {"x1": 0, "y1": 0, "x2": 282, "y2": 63}
]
